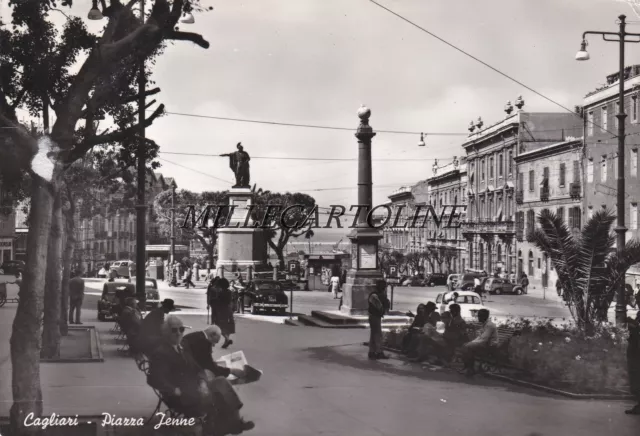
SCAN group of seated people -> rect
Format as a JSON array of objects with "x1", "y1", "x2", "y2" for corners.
[
  {"x1": 403, "y1": 302, "x2": 498, "y2": 376},
  {"x1": 115, "y1": 298, "x2": 255, "y2": 435}
]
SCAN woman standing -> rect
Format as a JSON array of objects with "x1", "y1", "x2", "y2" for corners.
[
  {"x1": 626, "y1": 312, "x2": 640, "y2": 415},
  {"x1": 211, "y1": 278, "x2": 236, "y2": 349}
]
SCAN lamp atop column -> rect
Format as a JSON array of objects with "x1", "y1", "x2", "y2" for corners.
[
  {"x1": 575, "y1": 40, "x2": 590, "y2": 61},
  {"x1": 476, "y1": 117, "x2": 484, "y2": 130},
  {"x1": 468, "y1": 121, "x2": 476, "y2": 133}
]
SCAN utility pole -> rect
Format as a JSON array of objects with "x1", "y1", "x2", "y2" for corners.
[
  {"x1": 170, "y1": 184, "x2": 176, "y2": 264},
  {"x1": 576, "y1": 14, "x2": 640, "y2": 325},
  {"x1": 135, "y1": 0, "x2": 147, "y2": 308}
]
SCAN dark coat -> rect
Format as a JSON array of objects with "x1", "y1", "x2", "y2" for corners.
[
  {"x1": 139, "y1": 308, "x2": 166, "y2": 355},
  {"x1": 443, "y1": 315, "x2": 469, "y2": 347},
  {"x1": 147, "y1": 342, "x2": 206, "y2": 415},
  {"x1": 628, "y1": 320, "x2": 640, "y2": 399},
  {"x1": 210, "y1": 287, "x2": 235, "y2": 335},
  {"x1": 182, "y1": 331, "x2": 231, "y2": 378}
]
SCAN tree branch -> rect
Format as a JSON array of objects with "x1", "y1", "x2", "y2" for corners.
[
  {"x1": 119, "y1": 87, "x2": 160, "y2": 105},
  {"x1": 66, "y1": 104, "x2": 164, "y2": 162},
  {"x1": 165, "y1": 30, "x2": 210, "y2": 49}
]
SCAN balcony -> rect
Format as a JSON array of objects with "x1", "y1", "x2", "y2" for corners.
[
  {"x1": 461, "y1": 220, "x2": 515, "y2": 236},
  {"x1": 570, "y1": 182, "x2": 581, "y2": 199},
  {"x1": 540, "y1": 186, "x2": 550, "y2": 202},
  {"x1": 516, "y1": 191, "x2": 523, "y2": 204}
]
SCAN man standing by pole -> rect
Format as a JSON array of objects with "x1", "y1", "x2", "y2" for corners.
[{"x1": 367, "y1": 279, "x2": 390, "y2": 360}]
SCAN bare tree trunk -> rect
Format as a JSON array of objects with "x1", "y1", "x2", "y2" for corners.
[
  {"x1": 60, "y1": 206, "x2": 75, "y2": 337},
  {"x1": 10, "y1": 176, "x2": 53, "y2": 435},
  {"x1": 41, "y1": 192, "x2": 63, "y2": 359}
]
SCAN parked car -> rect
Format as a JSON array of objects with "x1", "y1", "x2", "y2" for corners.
[
  {"x1": 110, "y1": 260, "x2": 134, "y2": 278},
  {"x1": 458, "y1": 273, "x2": 487, "y2": 291},
  {"x1": 436, "y1": 290, "x2": 485, "y2": 320},
  {"x1": 0, "y1": 260, "x2": 25, "y2": 275},
  {"x1": 484, "y1": 277, "x2": 523, "y2": 295},
  {"x1": 279, "y1": 280, "x2": 300, "y2": 292},
  {"x1": 402, "y1": 276, "x2": 425, "y2": 287},
  {"x1": 238, "y1": 280, "x2": 289, "y2": 315},
  {"x1": 447, "y1": 274, "x2": 461, "y2": 290},
  {"x1": 145, "y1": 278, "x2": 161, "y2": 308},
  {"x1": 424, "y1": 273, "x2": 448, "y2": 287}
]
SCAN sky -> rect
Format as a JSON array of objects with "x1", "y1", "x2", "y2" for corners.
[{"x1": 5, "y1": 0, "x2": 640, "y2": 240}]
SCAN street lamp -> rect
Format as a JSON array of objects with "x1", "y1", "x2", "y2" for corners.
[
  {"x1": 88, "y1": 0, "x2": 103, "y2": 20},
  {"x1": 418, "y1": 132, "x2": 426, "y2": 147},
  {"x1": 576, "y1": 14, "x2": 640, "y2": 326}
]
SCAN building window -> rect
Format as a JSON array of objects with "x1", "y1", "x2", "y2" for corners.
[
  {"x1": 481, "y1": 159, "x2": 485, "y2": 181},
  {"x1": 528, "y1": 251, "x2": 534, "y2": 276},
  {"x1": 601, "y1": 155, "x2": 607, "y2": 181},
  {"x1": 489, "y1": 157, "x2": 494, "y2": 179},
  {"x1": 527, "y1": 209, "x2": 535, "y2": 235},
  {"x1": 498, "y1": 154, "x2": 503, "y2": 177},
  {"x1": 568, "y1": 206, "x2": 582, "y2": 230},
  {"x1": 559, "y1": 163, "x2": 566, "y2": 187},
  {"x1": 573, "y1": 160, "x2": 580, "y2": 183},
  {"x1": 557, "y1": 207, "x2": 564, "y2": 223},
  {"x1": 587, "y1": 158, "x2": 594, "y2": 183},
  {"x1": 633, "y1": 149, "x2": 638, "y2": 177},
  {"x1": 634, "y1": 96, "x2": 638, "y2": 123},
  {"x1": 529, "y1": 170, "x2": 534, "y2": 192},
  {"x1": 537, "y1": 258, "x2": 541, "y2": 269},
  {"x1": 632, "y1": 203, "x2": 638, "y2": 230},
  {"x1": 587, "y1": 111, "x2": 594, "y2": 136},
  {"x1": 508, "y1": 151, "x2": 513, "y2": 175},
  {"x1": 518, "y1": 172, "x2": 524, "y2": 192},
  {"x1": 602, "y1": 106, "x2": 608, "y2": 131}
]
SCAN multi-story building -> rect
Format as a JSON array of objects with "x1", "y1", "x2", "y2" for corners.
[
  {"x1": 421, "y1": 156, "x2": 468, "y2": 274},
  {"x1": 381, "y1": 186, "x2": 414, "y2": 254},
  {"x1": 14, "y1": 204, "x2": 28, "y2": 262},
  {"x1": 461, "y1": 98, "x2": 582, "y2": 277},
  {"x1": 582, "y1": 65, "x2": 640, "y2": 248},
  {"x1": 514, "y1": 139, "x2": 583, "y2": 289},
  {"x1": 0, "y1": 185, "x2": 16, "y2": 264}
]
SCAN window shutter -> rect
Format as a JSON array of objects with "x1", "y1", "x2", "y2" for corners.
[
  {"x1": 575, "y1": 207, "x2": 581, "y2": 229},
  {"x1": 529, "y1": 170, "x2": 534, "y2": 191},
  {"x1": 573, "y1": 161, "x2": 579, "y2": 183},
  {"x1": 559, "y1": 163, "x2": 566, "y2": 186}
]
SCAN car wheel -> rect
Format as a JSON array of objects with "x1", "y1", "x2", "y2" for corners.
[
  {"x1": 429, "y1": 282, "x2": 435, "y2": 287},
  {"x1": 495, "y1": 288, "x2": 502, "y2": 295},
  {"x1": 251, "y1": 303, "x2": 259, "y2": 314},
  {"x1": 515, "y1": 287, "x2": 523, "y2": 295}
]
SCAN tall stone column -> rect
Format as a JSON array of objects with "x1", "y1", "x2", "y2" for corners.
[{"x1": 341, "y1": 105, "x2": 384, "y2": 315}]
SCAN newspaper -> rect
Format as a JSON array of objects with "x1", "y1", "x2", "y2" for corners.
[{"x1": 216, "y1": 351, "x2": 263, "y2": 385}]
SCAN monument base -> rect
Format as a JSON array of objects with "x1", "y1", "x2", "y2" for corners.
[
  {"x1": 340, "y1": 269, "x2": 384, "y2": 316},
  {"x1": 216, "y1": 227, "x2": 267, "y2": 274}
]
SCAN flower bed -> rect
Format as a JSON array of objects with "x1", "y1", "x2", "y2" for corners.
[{"x1": 383, "y1": 319, "x2": 631, "y2": 395}]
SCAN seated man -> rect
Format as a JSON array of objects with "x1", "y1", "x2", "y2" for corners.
[
  {"x1": 139, "y1": 299, "x2": 175, "y2": 357},
  {"x1": 120, "y1": 297, "x2": 143, "y2": 354},
  {"x1": 148, "y1": 317, "x2": 254, "y2": 435},
  {"x1": 442, "y1": 304, "x2": 468, "y2": 361},
  {"x1": 459, "y1": 308, "x2": 498, "y2": 376},
  {"x1": 408, "y1": 312, "x2": 447, "y2": 363}
]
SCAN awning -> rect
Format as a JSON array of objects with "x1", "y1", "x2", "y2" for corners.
[
  {"x1": 486, "y1": 185, "x2": 495, "y2": 193},
  {"x1": 503, "y1": 181, "x2": 514, "y2": 190}
]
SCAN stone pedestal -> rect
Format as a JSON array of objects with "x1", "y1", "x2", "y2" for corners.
[
  {"x1": 340, "y1": 227, "x2": 384, "y2": 316},
  {"x1": 216, "y1": 188, "x2": 267, "y2": 272}
]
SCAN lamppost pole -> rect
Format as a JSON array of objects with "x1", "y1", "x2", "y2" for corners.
[
  {"x1": 576, "y1": 14, "x2": 640, "y2": 326},
  {"x1": 136, "y1": 0, "x2": 147, "y2": 308},
  {"x1": 170, "y1": 183, "x2": 176, "y2": 264}
]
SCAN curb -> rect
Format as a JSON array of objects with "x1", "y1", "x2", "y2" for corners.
[{"x1": 361, "y1": 343, "x2": 634, "y2": 401}]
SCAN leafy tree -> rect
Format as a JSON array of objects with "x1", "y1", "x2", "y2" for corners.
[
  {"x1": 252, "y1": 191, "x2": 317, "y2": 268},
  {"x1": 529, "y1": 208, "x2": 640, "y2": 333},
  {"x1": 153, "y1": 189, "x2": 229, "y2": 266},
  {"x1": 0, "y1": 1, "x2": 210, "y2": 432}
]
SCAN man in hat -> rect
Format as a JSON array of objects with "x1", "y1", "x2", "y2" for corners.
[{"x1": 140, "y1": 299, "x2": 175, "y2": 356}]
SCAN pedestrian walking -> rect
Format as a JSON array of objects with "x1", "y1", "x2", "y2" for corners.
[
  {"x1": 194, "y1": 261, "x2": 200, "y2": 282},
  {"x1": 108, "y1": 266, "x2": 117, "y2": 282},
  {"x1": 210, "y1": 278, "x2": 235, "y2": 349},
  {"x1": 329, "y1": 275, "x2": 340, "y2": 299},
  {"x1": 626, "y1": 312, "x2": 640, "y2": 415},
  {"x1": 520, "y1": 273, "x2": 529, "y2": 294},
  {"x1": 473, "y1": 276, "x2": 483, "y2": 298},
  {"x1": 367, "y1": 279, "x2": 390, "y2": 360},
  {"x1": 68, "y1": 270, "x2": 85, "y2": 325},
  {"x1": 184, "y1": 268, "x2": 196, "y2": 289},
  {"x1": 556, "y1": 279, "x2": 562, "y2": 297}
]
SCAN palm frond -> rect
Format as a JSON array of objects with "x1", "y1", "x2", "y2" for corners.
[{"x1": 605, "y1": 237, "x2": 640, "y2": 306}]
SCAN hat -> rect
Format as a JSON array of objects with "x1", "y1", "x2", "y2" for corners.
[
  {"x1": 161, "y1": 299, "x2": 175, "y2": 311},
  {"x1": 217, "y1": 278, "x2": 230, "y2": 289}
]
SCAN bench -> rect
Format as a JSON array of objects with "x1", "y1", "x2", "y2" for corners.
[{"x1": 461, "y1": 322, "x2": 520, "y2": 374}]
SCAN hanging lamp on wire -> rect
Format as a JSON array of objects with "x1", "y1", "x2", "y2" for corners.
[{"x1": 418, "y1": 132, "x2": 426, "y2": 147}]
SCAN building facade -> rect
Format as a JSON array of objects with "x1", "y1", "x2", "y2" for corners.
[
  {"x1": 514, "y1": 139, "x2": 583, "y2": 289},
  {"x1": 381, "y1": 186, "x2": 414, "y2": 254},
  {"x1": 461, "y1": 102, "x2": 582, "y2": 277},
  {"x1": 582, "y1": 65, "x2": 640, "y2": 247},
  {"x1": 0, "y1": 185, "x2": 15, "y2": 264},
  {"x1": 422, "y1": 157, "x2": 468, "y2": 274}
]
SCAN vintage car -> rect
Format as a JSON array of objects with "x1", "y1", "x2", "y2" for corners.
[
  {"x1": 484, "y1": 277, "x2": 523, "y2": 295},
  {"x1": 458, "y1": 273, "x2": 489, "y2": 291},
  {"x1": 238, "y1": 280, "x2": 289, "y2": 315},
  {"x1": 447, "y1": 274, "x2": 461, "y2": 290},
  {"x1": 424, "y1": 273, "x2": 448, "y2": 287},
  {"x1": 110, "y1": 260, "x2": 134, "y2": 278},
  {"x1": 0, "y1": 260, "x2": 25, "y2": 275},
  {"x1": 436, "y1": 290, "x2": 486, "y2": 320},
  {"x1": 98, "y1": 283, "x2": 136, "y2": 321},
  {"x1": 145, "y1": 278, "x2": 161, "y2": 308},
  {"x1": 402, "y1": 276, "x2": 425, "y2": 287}
]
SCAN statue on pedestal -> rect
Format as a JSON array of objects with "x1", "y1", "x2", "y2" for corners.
[{"x1": 220, "y1": 143, "x2": 251, "y2": 188}]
